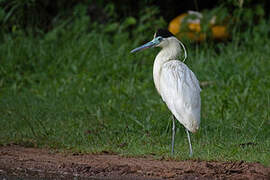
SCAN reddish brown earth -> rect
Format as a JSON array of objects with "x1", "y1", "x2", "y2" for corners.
[{"x1": 0, "y1": 145, "x2": 269, "y2": 180}]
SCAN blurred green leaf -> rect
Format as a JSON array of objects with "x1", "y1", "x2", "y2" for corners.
[{"x1": 104, "y1": 22, "x2": 119, "y2": 33}]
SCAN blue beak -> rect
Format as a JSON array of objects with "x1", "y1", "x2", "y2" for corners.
[{"x1": 131, "y1": 38, "x2": 160, "y2": 53}]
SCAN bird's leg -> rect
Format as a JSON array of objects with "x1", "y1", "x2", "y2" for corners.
[
  {"x1": 171, "y1": 116, "x2": 176, "y2": 155},
  {"x1": 185, "y1": 128, "x2": 193, "y2": 157}
]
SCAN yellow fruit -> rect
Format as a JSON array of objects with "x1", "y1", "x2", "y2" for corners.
[{"x1": 168, "y1": 13, "x2": 229, "y2": 42}]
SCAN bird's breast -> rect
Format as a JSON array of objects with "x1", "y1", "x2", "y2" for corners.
[
  {"x1": 153, "y1": 59, "x2": 163, "y2": 95},
  {"x1": 153, "y1": 49, "x2": 178, "y2": 96}
]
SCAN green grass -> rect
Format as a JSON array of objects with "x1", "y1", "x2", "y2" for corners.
[{"x1": 0, "y1": 19, "x2": 269, "y2": 166}]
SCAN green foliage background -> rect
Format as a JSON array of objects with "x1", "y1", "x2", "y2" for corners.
[{"x1": 0, "y1": 0, "x2": 269, "y2": 165}]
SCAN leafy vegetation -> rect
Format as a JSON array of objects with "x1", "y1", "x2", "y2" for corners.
[{"x1": 0, "y1": 1, "x2": 269, "y2": 166}]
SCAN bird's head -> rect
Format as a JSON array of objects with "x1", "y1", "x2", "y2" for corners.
[{"x1": 130, "y1": 29, "x2": 174, "y2": 53}]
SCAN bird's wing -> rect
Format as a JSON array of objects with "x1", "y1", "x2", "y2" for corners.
[{"x1": 159, "y1": 60, "x2": 201, "y2": 132}]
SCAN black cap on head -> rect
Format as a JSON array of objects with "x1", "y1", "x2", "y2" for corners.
[{"x1": 154, "y1": 29, "x2": 174, "y2": 38}]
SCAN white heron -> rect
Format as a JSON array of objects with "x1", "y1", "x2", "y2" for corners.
[{"x1": 131, "y1": 29, "x2": 201, "y2": 157}]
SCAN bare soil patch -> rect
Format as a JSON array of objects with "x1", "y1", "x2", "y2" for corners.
[{"x1": 0, "y1": 145, "x2": 269, "y2": 179}]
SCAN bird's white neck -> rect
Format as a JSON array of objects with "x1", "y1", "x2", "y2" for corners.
[
  {"x1": 156, "y1": 38, "x2": 182, "y2": 62},
  {"x1": 153, "y1": 38, "x2": 182, "y2": 94}
]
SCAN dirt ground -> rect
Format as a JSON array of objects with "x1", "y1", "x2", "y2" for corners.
[{"x1": 0, "y1": 145, "x2": 269, "y2": 180}]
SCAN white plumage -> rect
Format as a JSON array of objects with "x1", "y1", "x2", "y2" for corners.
[
  {"x1": 153, "y1": 37, "x2": 201, "y2": 133},
  {"x1": 131, "y1": 29, "x2": 201, "y2": 156}
]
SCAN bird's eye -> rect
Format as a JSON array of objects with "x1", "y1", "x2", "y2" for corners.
[{"x1": 157, "y1": 37, "x2": 163, "y2": 41}]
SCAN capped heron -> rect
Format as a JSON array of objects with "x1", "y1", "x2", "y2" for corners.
[{"x1": 131, "y1": 29, "x2": 201, "y2": 157}]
